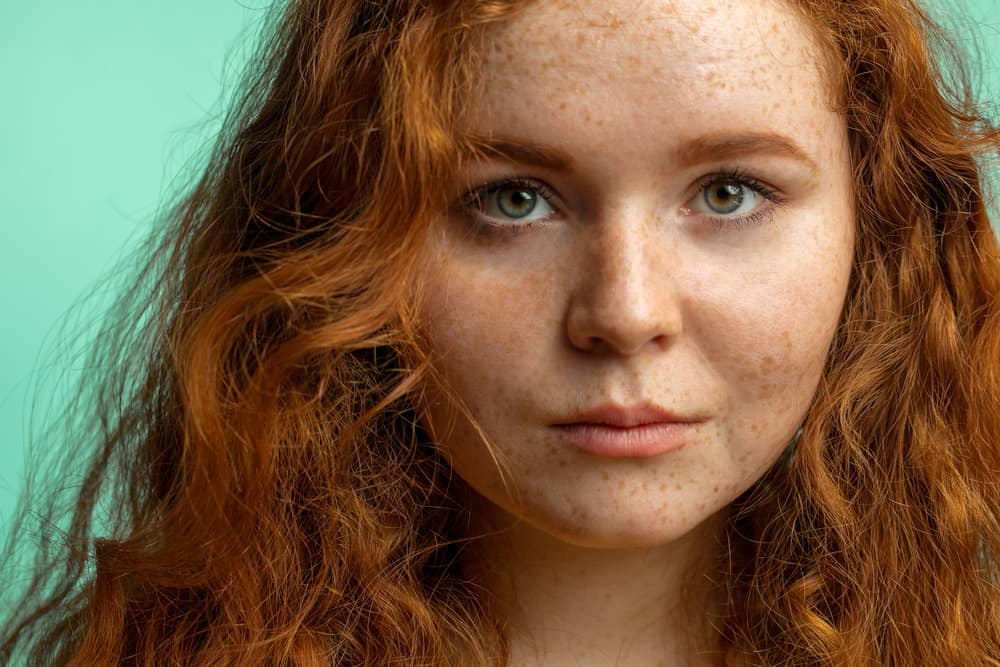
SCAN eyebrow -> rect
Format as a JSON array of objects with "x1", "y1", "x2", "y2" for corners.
[
  {"x1": 462, "y1": 135, "x2": 575, "y2": 171},
  {"x1": 461, "y1": 131, "x2": 818, "y2": 175},
  {"x1": 675, "y1": 132, "x2": 819, "y2": 175}
]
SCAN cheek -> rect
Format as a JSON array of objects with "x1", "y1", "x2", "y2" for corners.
[
  {"x1": 418, "y1": 246, "x2": 560, "y2": 395},
  {"x1": 690, "y1": 248, "x2": 849, "y2": 435},
  {"x1": 416, "y1": 267, "x2": 534, "y2": 443}
]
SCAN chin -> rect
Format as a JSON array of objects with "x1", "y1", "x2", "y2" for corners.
[{"x1": 513, "y1": 498, "x2": 726, "y2": 551}]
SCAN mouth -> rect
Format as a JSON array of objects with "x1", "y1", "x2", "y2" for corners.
[
  {"x1": 552, "y1": 401, "x2": 701, "y2": 428},
  {"x1": 551, "y1": 402, "x2": 704, "y2": 458}
]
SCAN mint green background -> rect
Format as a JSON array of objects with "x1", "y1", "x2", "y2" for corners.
[{"x1": 1, "y1": 2, "x2": 998, "y2": 537}]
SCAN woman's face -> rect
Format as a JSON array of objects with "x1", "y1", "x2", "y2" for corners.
[{"x1": 417, "y1": 0, "x2": 854, "y2": 549}]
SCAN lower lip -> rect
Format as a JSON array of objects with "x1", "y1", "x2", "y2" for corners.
[{"x1": 553, "y1": 422, "x2": 699, "y2": 458}]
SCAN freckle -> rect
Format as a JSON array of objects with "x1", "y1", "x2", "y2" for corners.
[
  {"x1": 601, "y1": 471, "x2": 609, "y2": 481},
  {"x1": 713, "y1": 485, "x2": 720, "y2": 493},
  {"x1": 659, "y1": 483, "x2": 667, "y2": 491},
  {"x1": 558, "y1": 101, "x2": 567, "y2": 111},
  {"x1": 675, "y1": 483, "x2": 682, "y2": 491},
  {"x1": 618, "y1": 479, "x2": 625, "y2": 490}
]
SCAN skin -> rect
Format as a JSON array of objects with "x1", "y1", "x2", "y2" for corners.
[{"x1": 415, "y1": 0, "x2": 855, "y2": 664}]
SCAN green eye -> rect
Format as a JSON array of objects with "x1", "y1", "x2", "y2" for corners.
[
  {"x1": 496, "y1": 186, "x2": 538, "y2": 218},
  {"x1": 461, "y1": 177, "x2": 557, "y2": 228},
  {"x1": 687, "y1": 170, "x2": 783, "y2": 230},
  {"x1": 703, "y1": 179, "x2": 745, "y2": 214}
]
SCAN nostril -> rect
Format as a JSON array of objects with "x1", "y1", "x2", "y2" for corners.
[{"x1": 565, "y1": 296, "x2": 682, "y2": 356}]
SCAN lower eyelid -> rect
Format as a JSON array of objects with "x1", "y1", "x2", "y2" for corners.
[
  {"x1": 702, "y1": 204, "x2": 777, "y2": 231},
  {"x1": 467, "y1": 214, "x2": 535, "y2": 239}
]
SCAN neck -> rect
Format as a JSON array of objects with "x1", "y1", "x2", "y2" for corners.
[{"x1": 456, "y1": 486, "x2": 731, "y2": 667}]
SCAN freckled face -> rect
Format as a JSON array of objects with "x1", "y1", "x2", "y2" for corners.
[{"x1": 415, "y1": 0, "x2": 854, "y2": 548}]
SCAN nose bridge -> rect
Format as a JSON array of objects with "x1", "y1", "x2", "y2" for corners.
[
  {"x1": 592, "y1": 216, "x2": 648, "y2": 304},
  {"x1": 566, "y1": 204, "x2": 682, "y2": 355}
]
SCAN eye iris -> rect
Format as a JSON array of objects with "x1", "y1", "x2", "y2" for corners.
[
  {"x1": 497, "y1": 187, "x2": 537, "y2": 218},
  {"x1": 704, "y1": 180, "x2": 744, "y2": 214}
]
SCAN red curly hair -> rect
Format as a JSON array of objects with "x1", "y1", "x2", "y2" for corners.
[{"x1": 2, "y1": 0, "x2": 998, "y2": 664}]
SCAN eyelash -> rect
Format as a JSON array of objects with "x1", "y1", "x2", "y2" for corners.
[
  {"x1": 457, "y1": 169, "x2": 785, "y2": 237},
  {"x1": 458, "y1": 177, "x2": 559, "y2": 238},
  {"x1": 697, "y1": 168, "x2": 784, "y2": 230}
]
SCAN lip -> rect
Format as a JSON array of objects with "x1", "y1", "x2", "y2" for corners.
[
  {"x1": 553, "y1": 402, "x2": 700, "y2": 428},
  {"x1": 551, "y1": 402, "x2": 704, "y2": 458}
]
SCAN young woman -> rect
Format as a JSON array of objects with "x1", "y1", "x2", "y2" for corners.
[{"x1": 3, "y1": 0, "x2": 998, "y2": 664}]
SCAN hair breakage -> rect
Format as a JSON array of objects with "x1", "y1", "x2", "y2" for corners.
[{"x1": 2, "y1": 0, "x2": 999, "y2": 664}]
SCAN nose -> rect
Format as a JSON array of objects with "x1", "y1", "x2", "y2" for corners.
[{"x1": 565, "y1": 209, "x2": 683, "y2": 355}]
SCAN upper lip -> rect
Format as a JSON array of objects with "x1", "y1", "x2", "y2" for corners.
[{"x1": 553, "y1": 402, "x2": 701, "y2": 428}]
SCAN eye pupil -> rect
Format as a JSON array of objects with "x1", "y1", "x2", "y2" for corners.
[
  {"x1": 498, "y1": 187, "x2": 537, "y2": 218},
  {"x1": 704, "y1": 180, "x2": 744, "y2": 214}
]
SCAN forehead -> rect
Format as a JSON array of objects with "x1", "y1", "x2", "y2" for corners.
[{"x1": 465, "y1": 0, "x2": 838, "y2": 157}]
